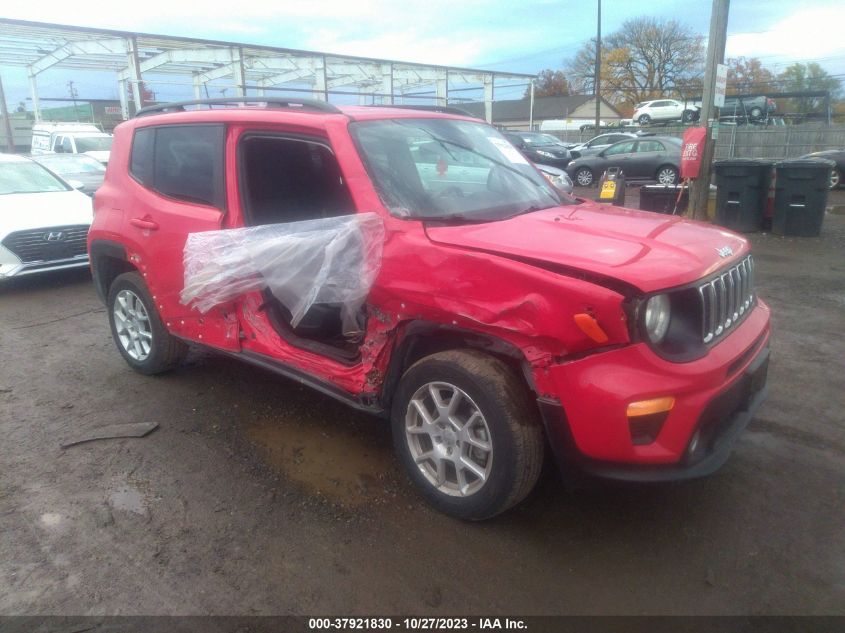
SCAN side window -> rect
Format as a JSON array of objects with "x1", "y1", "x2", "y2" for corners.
[
  {"x1": 62, "y1": 137, "x2": 73, "y2": 153},
  {"x1": 604, "y1": 141, "x2": 636, "y2": 156},
  {"x1": 129, "y1": 125, "x2": 225, "y2": 209},
  {"x1": 637, "y1": 141, "x2": 665, "y2": 153},
  {"x1": 130, "y1": 128, "x2": 155, "y2": 185},
  {"x1": 53, "y1": 136, "x2": 64, "y2": 152},
  {"x1": 239, "y1": 135, "x2": 355, "y2": 226}
]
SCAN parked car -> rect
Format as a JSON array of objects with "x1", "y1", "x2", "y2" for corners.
[
  {"x1": 504, "y1": 132, "x2": 571, "y2": 168},
  {"x1": 722, "y1": 95, "x2": 776, "y2": 121},
  {"x1": 800, "y1": 149, "x2": 845, "y2": 189},
  {"x1": 89, "y1": 98, "x2": 770, "y2": 520},
  {"x1": 567, "y1": 132, "x2": 640, "y2": 159},
  {"x1": 566, "y1": 136, "x2": 682, "y2": 186},
  {"x1": 633, "y1": 99, "x2": 700, "y2": 125},
  {"x1": 0, "y1": 154, "x2": 92, "y2": 280},
  {"x1": 30, "y1": 122, "x2": 113, "y2": 164},
  {"x1": 29, "y1": 153, "x2": 106, "y2": 196},
  {"x1": 535, "y1": 164, "x2": 574, "y2": 195}
]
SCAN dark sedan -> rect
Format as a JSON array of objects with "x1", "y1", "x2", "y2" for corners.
[
  {"x1": 504, "y1": 132, "x2": 571, "y2": 168},
  {"x1": 800, "y1": 150, "x2": 844, "y2": 189},
  {"x1": 565, "y1": 136, "x2": 682, "y2": 187},
  {"x1": 29, "y1": 153, "x2": 106, "y2": 196}
]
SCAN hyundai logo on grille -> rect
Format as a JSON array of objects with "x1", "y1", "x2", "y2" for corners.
[{"x1": 44, "y1": 231, "x2": 65, "y2": 242}]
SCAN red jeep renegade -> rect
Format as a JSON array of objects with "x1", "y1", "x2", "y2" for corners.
[{"x1": 88, "y1": 98, "x2": 770, "y2": 520}]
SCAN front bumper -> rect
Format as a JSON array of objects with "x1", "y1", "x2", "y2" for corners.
[
  {"x1": 536, "y1": 301, "x2": 771, "y2": 481},
  {"x1": 0, "y1": 255, "x2": 90, "y2": 279}
]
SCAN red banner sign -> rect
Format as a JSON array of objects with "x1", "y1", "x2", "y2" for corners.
[{"x1": 680, "y1": 127, "x2": 707, "y2": 179}]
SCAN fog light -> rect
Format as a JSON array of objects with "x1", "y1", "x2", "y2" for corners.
[{"x1": 627, "y1": 397, "x2": 675, "y2": 445}]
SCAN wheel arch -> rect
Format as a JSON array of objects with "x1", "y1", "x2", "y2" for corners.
[
  {"x1": 90, "y1": 240, "x2": 137, "y2": 304},
  {"x1": 379, "y1": 321, "x2": 538, "y2": 411}
]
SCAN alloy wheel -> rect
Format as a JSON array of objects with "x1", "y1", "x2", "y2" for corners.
[
  {"x1": 405, "y1": 382, "x2": 493, "y2": 497},
  {"x1": 657, "y1": 167, "x2": 678, "y2": 185},
  {"x1": 576, "y1": 169, "x2": 593, "y2": 186},
  {"x1": 113, "y1": 289, "x2": 153, "y2": 361}
]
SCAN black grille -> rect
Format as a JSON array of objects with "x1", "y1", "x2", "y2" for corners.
[{"x1": 2, "y1": 225, "x2": 89, "y2": 264}]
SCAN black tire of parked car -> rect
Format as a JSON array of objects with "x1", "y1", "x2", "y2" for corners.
[
  {"x1": 390, "y1": 350, "x2": 544, "y2": 521},
  {"x1": 107, "y1": 271, "x2": 188, "y2": 375},
  {"x1": 638, "y1": 114, "x2": 651, "y2": 125},
  {"x1": 749, "y1": 106, "x2": 763, "y2": 119},
  {"x1": 829, "y1": 168, "x2": 841, "y2": 190},
  {"x1": 574, "y1": 167, "x2": 595, "y2": 187}
]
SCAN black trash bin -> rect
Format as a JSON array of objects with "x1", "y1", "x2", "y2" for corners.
[
  {"x1": 713, "y1": 158, "x2": 772, "y2": 232},
  {"x1": 639, "y1": 184, "x2": 686, "y2": 214},
  {"x1": 772, "y1": 159, "x2": 834, "y2": 237}
]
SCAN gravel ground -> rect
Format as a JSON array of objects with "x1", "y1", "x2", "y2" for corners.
[{"x1": 1, "y1": 193, "x2": 843, "y2": 615}]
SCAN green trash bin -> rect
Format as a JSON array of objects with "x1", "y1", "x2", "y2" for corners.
[
  {"x1": 713, "y1": 158, "x2": 772, "y2": 232},
  {"x1": 772, "y1": 159, "x2": 834, "y2": 237}
]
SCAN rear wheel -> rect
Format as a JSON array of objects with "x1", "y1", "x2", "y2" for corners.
[
  {"x1": 638, "y1": 114, "x2": 651, "y2": 125},
  {"x1": 830, "y1": 168, "x2": 841, "y2": 189},
  {"x1": 681, "y1": 110, "x2": 695, "y2": 123},
  {"x1": 575, "y1": 167, "x2": 595, "y2": 187},
  {"x1": 656, "y1": 165, "x2": 679, "y2": 185},
  {"x1": 107, "y1": 272, "x2": 187, "y2": 375},
  {"x1": 749, "y1": 106, "x2": 763, "y2": 119},
  {"x1": 391, "y1": 350, "x2": 544, "y2": 520}
]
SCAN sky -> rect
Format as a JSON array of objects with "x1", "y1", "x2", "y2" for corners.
[{"x1": 2, "y1": 0, "x2": 845, "y2": 105}]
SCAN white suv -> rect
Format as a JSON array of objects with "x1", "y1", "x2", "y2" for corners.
[
  {"x1": 633, "y1": 99, "x2": 699, "y2": 125},
  {"x1": 0, "y1": 154, "x2": 92, "y2": 280}
]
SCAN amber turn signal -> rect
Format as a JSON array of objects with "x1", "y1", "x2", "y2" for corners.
[
  {"x1": 626, "y1": 396, "x2": 676, "y2": 418},
  {"x1": 573, "y1": 313, "x2": 609, "y2": 343}
]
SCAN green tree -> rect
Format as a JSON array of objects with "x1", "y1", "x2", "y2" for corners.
[
  {"x1": 526, "y1": 69, "x2": 571, "y2": 98},
  {"x1": 777, "y1": 62, "x2": 842, "y2": 115}
]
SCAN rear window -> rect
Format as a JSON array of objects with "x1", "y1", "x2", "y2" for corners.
[{"x1": 129, "y1": 125, "x2": 225, "y2": 209}]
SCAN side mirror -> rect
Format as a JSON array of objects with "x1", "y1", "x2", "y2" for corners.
[{"x1": 67, "y1": 179, "x2": 85, "y2": 191}]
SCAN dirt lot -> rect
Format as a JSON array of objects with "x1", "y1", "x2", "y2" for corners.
[{"x1": 1, "y1": 193, "x2": 844, "y2": 616}]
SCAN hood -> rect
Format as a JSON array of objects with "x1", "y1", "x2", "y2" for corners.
[
  {"x1": 0, "y1": 190, "x2": 93, "y2": 234},
  {"x1": 83, "y1": 150, "x2": 110, "y2": 164},
  {"x1": 425, "y1": 202, "x2": 749, "y2": 293}
]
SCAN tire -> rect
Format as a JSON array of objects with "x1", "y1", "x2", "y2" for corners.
[
  {"x1": 638, "y1": 114, "x2": 651, "y2": 125},
  {"x1": 830, "y1": 168, "x2": 841, "y2": 190},
  {"x1": 575, "y1": 167, "x2": 595, "y2": 187},
  {"x1": 656, "y1": 165, "x2": 679, "y2": 185},
  {"x1": 749, "y1": 107, "x2": 763, "y2": 119},
  {"x1": 391, "y1": 350, "x2": 544, "y2": 521},
  {"x1": 107, "y1": 271, "x2": 188, "y2": 375},
  {"x1": 681, "y1": 110, "x2": 694, "y2": 123}
]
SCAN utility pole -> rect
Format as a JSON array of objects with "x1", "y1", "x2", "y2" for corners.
[
  {"x1": 594, "y1": 0, "x2": 602, "y2": 132},
  {"x1": 0, "y1": 72, "x2": 15, "y2": 153},
  {"x1": 690, "y1": 0, "x2": 730, "y2": 220}
]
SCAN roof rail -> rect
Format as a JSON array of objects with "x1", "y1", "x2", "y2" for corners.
[
  {"x1": 135, "y1": 96, "x2": 342, "y2": 118},
  {"x1": 370, "y1": 104, "x2": 477, "y2": 118}
]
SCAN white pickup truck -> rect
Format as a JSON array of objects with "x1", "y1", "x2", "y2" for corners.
[{"x1": 30, "y1": 123, "x2": 113, "y2": 164}]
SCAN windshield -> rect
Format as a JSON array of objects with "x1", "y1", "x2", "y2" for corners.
[
  {"x1": 0, "y1": 161, "x2": 70, "y2": 195},
  {"x1": 519, "y1": 133, "x2": 562, "y2": 146},
  {"x1": 74, "y1": 136, "x2": 113, "y2": 152},
  {"x1": 35, "y1": 155, "x2": 106, "y2": 175},
  {"x1": 350, "y1": 118, "x2": 567, "y2": 222}
]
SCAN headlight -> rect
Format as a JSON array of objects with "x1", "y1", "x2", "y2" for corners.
[
  {"x1": 643, "y1": 294, "x2": 671, "y2": 343},
  {"x1": 536, "y1": 150, "x2": 555, "y2": 158}
]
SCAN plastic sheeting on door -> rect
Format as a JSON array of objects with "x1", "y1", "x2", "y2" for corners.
[{"x1": 180, "y1": 213, "x2": 385, "y2": 335}]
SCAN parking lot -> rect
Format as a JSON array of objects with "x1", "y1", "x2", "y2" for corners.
[{"x1": 1, "y1": 192, "x2": 844, "y2": 616}]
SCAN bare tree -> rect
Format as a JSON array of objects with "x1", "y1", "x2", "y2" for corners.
[{"x1": 567, "y1": 17, "x2": 705, "y2": 108}]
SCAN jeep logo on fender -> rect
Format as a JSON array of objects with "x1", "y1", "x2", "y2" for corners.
[
  {"x1": 716, "y1": 245, "x2": 733, "y2": 258},
  {"x1": 44, "y1": 231, "x2": 65, "y2": 242}
]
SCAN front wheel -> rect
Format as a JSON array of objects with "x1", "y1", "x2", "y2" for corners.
[
  {"x1": 656, "y1": 165, "x2": 679, "y2": 185},
  {"x1": 749, "y1": 106, "x2": 763, "y2": 119},
  {"x1": 391, "y1": 350, "x2": 544, "y2": 520},
  {"x1": 830, "y1": 168, "x2": 841, "y2": 190},
  {"x1": 107, "y1": 272, "x2": 188, "y2": 375},
  {"x1": 574, "y1": 167, "x2": 595, "y2": 187},
  {"x1": 638, "y1": 114, "x2": 651, "y2": 125}
]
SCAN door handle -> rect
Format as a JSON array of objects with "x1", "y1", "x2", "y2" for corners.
[{"x1": 130, "y1": 217, "x2": 159, "y2": 231}]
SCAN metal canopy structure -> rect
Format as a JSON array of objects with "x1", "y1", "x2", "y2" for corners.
[{"x1": 0, "y1": 18, "x2": 533, "y2": 123}]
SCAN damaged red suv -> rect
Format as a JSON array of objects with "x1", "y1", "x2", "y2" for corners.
[{"x1": 88, "y1": 98, "x2": 770, "y2": 520}]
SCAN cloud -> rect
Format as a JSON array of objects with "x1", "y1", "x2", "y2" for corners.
[{"x1": 726, "y1": 6, "x2": 845, "y2": 63}]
